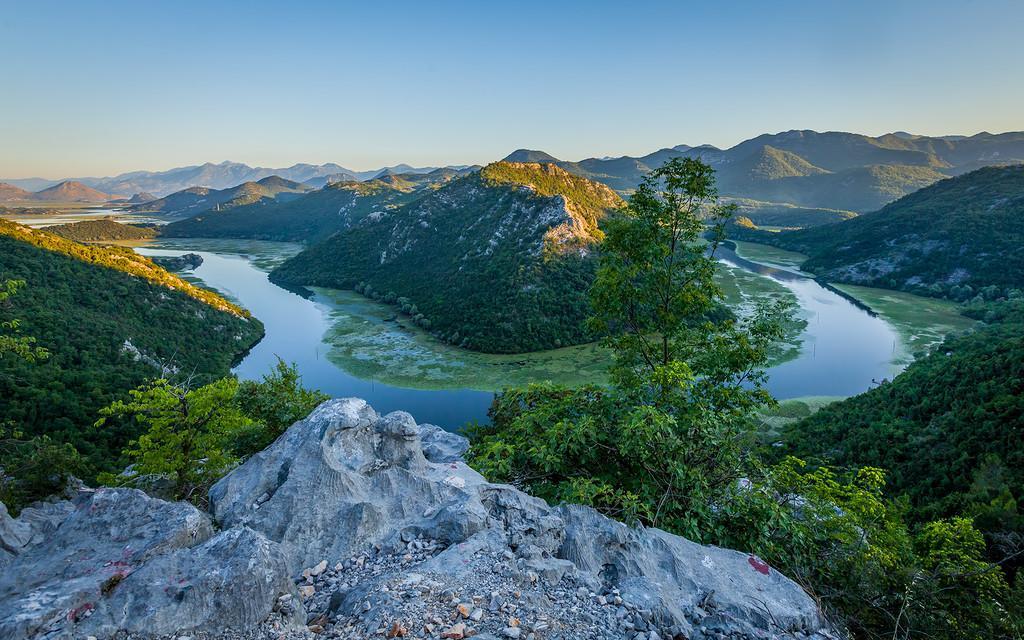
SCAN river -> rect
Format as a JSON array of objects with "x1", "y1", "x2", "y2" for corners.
[{"x1": 131, "y1": 238, "x2": 910, "y2": 430}]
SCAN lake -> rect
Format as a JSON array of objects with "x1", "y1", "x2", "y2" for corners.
[{"x1": 131, "y1": 238, "x2": 950, "y2": 431}]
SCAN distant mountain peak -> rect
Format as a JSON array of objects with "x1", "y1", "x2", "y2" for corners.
[{"x1": 502, "y1": 149, "x2": 562, "y2": 164}]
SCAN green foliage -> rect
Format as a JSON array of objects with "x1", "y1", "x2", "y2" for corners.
[
  {"x1": 96, "y1": 377, "x2": 250, "y2": 501},
  {"x1": 469, "y1": 157, "x2": 791, "y2": 535},
  {"x1": 0, "y1": 279, "x2": 48, "y2": 362},
  {"x1": 0, "y1": 431, "x2": 84, "y2": 514},
  {"x1": 905, "y1": 518, "x2": 1016, "y2": 639},
  {"x1": 272, "y1": 163, "x2": 625, "y2": 353},
  {"x1": 95, "y1": 361, "x2": 325, "y2": 502},
  {"x1": 233, "y1": 358, "x2": 329, "y2": 453}
]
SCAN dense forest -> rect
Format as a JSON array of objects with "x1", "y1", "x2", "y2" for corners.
[
  {"x1": 45, "y1": 218, "x2": 157, "y2": 242},
  {"x1": 271, "y1": 163, "x2": 625, "y2": 352},
  {"x1": 729, "y1": 165, "x2": 1024, "y2": 301},
  {"x1": 0, "y1": 223, "x2": 263, "y2": 503}
]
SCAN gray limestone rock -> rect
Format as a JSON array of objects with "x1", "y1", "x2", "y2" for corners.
[{"x1": 0, "y1": 488, "x2": 299, "y2": 640}]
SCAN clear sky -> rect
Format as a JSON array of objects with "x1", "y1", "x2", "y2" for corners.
[{"x1": 1, "y1": 0, "x2": 1022, "y2": 178}]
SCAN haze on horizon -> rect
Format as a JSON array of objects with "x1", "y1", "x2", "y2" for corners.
[{"x1": 1, "y1": 0, "x2": 1022, "y2": 178}]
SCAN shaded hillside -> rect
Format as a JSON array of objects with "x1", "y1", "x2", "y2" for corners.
[
  {"x1": 0, "y1": 223, "x2": 263, "y2": 480},
  {"x1": 729, "y1": 165, "x2": 1024, "y2": 300},
  {"x1": 130, "y1": 175, "x2": 312, "y2": 219},
  {"x1": 161, "y1": 170, "x2": 459, "y2": 242},
  {"x1": 271, "y1": 162, "x2": 625, "y2": 352},
  {"x1": 45, "y1": 219, "x2": 157, "y2": 242}
]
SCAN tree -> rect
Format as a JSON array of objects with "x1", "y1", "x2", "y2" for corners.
[
  {"x1": 469, "y1": 158, "x2": 792, "y2": 537},
  {"x1": 96, "y1": 377, "x2": 250, "y2": 502},
  {"x1": 233, "y1": 358, "x2": 328, "y2": 454},
  {"x1": 0, "y1": 279, "x2": 47, "y2": 362},
  {"x1": 0, "y1": 278, "x2": 68, "y2": 513}
]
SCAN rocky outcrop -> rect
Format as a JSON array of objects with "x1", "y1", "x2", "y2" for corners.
[
  {"x1": 0, "y1": 489, "x2": 299, "y2": 639},
  {"x1": 151, "y1": 252, "x2": 204, "y2": 271},
  {"x1": 0, "y1": 399, "x2": 836, "y2": 639}
]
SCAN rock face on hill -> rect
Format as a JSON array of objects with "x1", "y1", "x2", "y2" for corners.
[{"x1": 0, "y1": 399, "x2": 835, "y2": 639}]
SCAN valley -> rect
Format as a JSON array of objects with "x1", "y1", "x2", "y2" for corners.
[{"x1": 120, "y1": 234, "x2": 967, "y2": 429}]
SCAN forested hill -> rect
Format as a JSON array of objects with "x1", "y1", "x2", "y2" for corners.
[
  {"x1": 159, "y1": 169, "x2": 462, "y2": 242},
  {"x1": 271, "y1": 162, "x2": 624, "y2": 352},
  {"x1": 0, "y1": 223, "x2": 263, "y2": 485},
  {"x1": 45, "y1": 219, "x2": 157, "y2": 242},
  {"x1": 0, "y1": 220, "x2": 247, "y2": 316},
  {"x1": 728, "y1": 165, "x2": 1024, "y2": 300}
]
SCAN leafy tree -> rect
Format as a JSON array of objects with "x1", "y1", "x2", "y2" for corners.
[
  {"x1": 0, "y1": 279, "x2": 47, "y2": 362},
  {"x1": 96, "y1": 377, "x2": 250, "y2": 502},
  {"x1": 233, "y1": 358, "x2": 328, "y2": 454},
  {"x1": 470, "y1": 158, "x2": 791, "y2": 537},
  {"x1": 0, "y1": 431, "x2": 83, "y2": 514}
]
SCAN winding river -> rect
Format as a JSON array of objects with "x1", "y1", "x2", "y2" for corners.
[{"x1": 133, "y1": 239, "x2": 910, "y2": 430}]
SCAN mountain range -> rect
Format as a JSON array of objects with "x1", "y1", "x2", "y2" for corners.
[
  {"x1": 4, "y1": 130, "x2": 1022, "y2": 211},
  {"x1": 502, "y1": 130, "x2": 1024, "y2": 215},
  {"x1": 0, "y1": 180, "x2": 122, "y2": 203},
  {"x1": 1, "y1": 161, "x2": 458, "y2": 198}
]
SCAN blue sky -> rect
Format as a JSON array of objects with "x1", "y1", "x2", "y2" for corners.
[{"x1": 1, "y1": 0, "x2": 1022, "y2": 177}]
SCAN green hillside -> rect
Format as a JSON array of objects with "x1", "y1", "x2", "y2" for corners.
[
  {"x1": 730, "y1": 165, "x2": 1024, "y2": 300},
  {"x1": 271, "y1": 162, "x2": 625, "y2": 352},
  {"x1": 0, "y1": 222, "x2": 263, "y2": 482},
  {"x1": 45, "y1": 219, "x2": 157, "y2": 242}
]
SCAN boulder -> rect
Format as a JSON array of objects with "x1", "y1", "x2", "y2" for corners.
[{"x1": 0, "y1": 488, "x2": 299, "y2": 639}]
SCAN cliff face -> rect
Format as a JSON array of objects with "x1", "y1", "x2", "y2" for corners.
[{"x1": 0, "y1": 398, "x2": 835, "y2": 640}]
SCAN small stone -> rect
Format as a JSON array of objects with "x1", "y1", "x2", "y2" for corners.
[
  {"x1": 508, "y1": 617, "x2": 520, "y2": 627},
  {"x1": 307, "y1": 624, "x2": 324, "y2": 634},
  {"x1": 457, "y1": 602, "x2": 472, "y2": 618},
  {"x1": 502, "y1": 627, "x2": 521, "y2": 639},
  {"x1": 441, "y1": 622, "x2": 467, "y2": 639},
  {"x1": 308, "y1": 560, "x2": 328, "y2": 576},
  {"x1": 298, "y1": 585, "x2": 315, "y2": 599},
  {"x1": 469, "y1": 608, "x2": 484, "y2": 621},
  {"x1": 387, "y1": 621, "x2": 408, "y2": 637}
]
